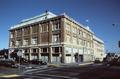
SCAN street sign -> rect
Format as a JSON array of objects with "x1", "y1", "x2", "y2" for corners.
[{"x1": 118, "y1": 41, "x2": 120, "y2": 48}]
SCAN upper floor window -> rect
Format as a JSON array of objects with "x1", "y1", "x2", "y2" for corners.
[
  {"x1": 31, "y1": 37, "x2": 37, "y2": 45},
  {"x1": 10, "y1": 41, "x2": 14, "y2": 47},
  {"x1": 10, "y1": 32, "x2": 15, "y2": 38},
  {"x1": 24, "y1": 27, "x2": 30, "y2": 35},
  {"x1": 72, "y1": 27, "x2": 77, "y2": 34},
  {"x1": 33, "y1": 49, "x2": 38, "y2": 53},
  {"x1": 66, "y1": 35, "x2": 71, "y2": 43},
  {"x1": 41, "y1": 48, "x2": 48, "y2": 53},
  {"x1": 41, "y1": 23, "x2": 48, "y2": 32},
  {"x1": 79, "y1": 39, "x2": 83, "y2": 45},
  {"x1": 83, "y1": 32, "x2": 87, "y2": 38},
  {"x1": 32, "y1": 25, "x2": 38, "y2": 34},
  {"x1": 16, "y1": 40, "x2": 21, "y2": 46},
  {"x1": 52, "y1": 22, "x2": 60, "y2": 31},
  {"x1": 23, "y1": 39, "x2": 29, "y2": 46},
  {"x1": 73, "y1": 37, "x2": 77, "y2": 44},
  {"x1": 79, "y1": 30, "x2": 83, "y2": 36},
  {"x1": 16, "y1": 29, "x2": 22, "y2": 37},
  {"x1": 52, "y1": 34, "x2": 60, "y2": 43},
  {"x1": 52, "y1": 47, "x2": 60, "y2": 53},
  {"x1": 65, "y1": 23, "x2": 71, "y2": 31}
]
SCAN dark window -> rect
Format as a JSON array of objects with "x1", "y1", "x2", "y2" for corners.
[
  {"x1": 25, "y1": 49, "x2": 27, "y2": 53},
  {"x1": 33, "y1": 49, "x2": 37, "y2": 53},
  {"x1": 43, "y1": 48, "x2": 47, "y2": 53},
  {"x1": 55, "y1": 47, "x2": 59, "y2": 53}
]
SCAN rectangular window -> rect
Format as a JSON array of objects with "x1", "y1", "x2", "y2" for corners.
[
  {"x1": 42, "y1": 48, "x2": 47, "y2": 53},
  {"x1": 72, "y1": 27, "x2": 77, "y2": 34},
  {"x1": 65, "y1": 23, "x2": 71, "y2": 31},
  {"x1": 55, "y1": 47, "x2": 59, "y2": 53},
  {"x1": 23, "y1": 39, "x2": 29, "y2": 46},
  {"x1": 73, "y1": 37, "x2": 77, "y2": 44},
  {"x1": 79, "y1": 30, "x2": 83, "y2": 36},
  {"x1": 24, "y1": 27, "x2": 30, "y2": 35},
  {"x1": 25, "y1": 49, "x2": 28, "y2": 53},
  {"x1": 83, "y1": 40, "x2": 86, "y2": 46},
  {"x1": 52, "y1": 34, "x2": 60, "y2": 43},
  {"x1": 10, "y1": 32, "x2": 14, "y2": 38},
  {"x1": 10, "y1": 41, "x2": 13, "y2": 47},
  {"x1": 66, "y1": 35, "x2": 71, "y2": 43},
  {"x1": 16, "y1": 29, "x2": 22, "y2": 37},
  {"x1": 83, "y1": 32, "x2": 87, "y2": 38},
  {"x1": 41, "y1": 24, "x2": 48, "y2": 32},
  {"x1": 31, "y1": 37, "x2": 37, "y2": 45},
  {"x1": 33, "y1": 49, "x2": 38, "y2": 53},
  {"x1": 10, "y1": 31, "x2": 15, "y2": 38},
  {"x1": 79, "y1": 39, "x2": 83, "y2": 45},
  {"x1": 16, "y1": 40, "x2": 21, "y2": 46},
  {"x1": 32, "y1": 25, "x2": 38, "y2": 34},
  {"x1": 52, "y1": 47, "x2": 60, "y2": 53},
  {"x1": 53, "y1": 22, "x2": 60, "y2": 31}
]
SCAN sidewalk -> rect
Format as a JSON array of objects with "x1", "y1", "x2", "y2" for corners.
[{"x1": 48, "y1": 62, "x2": 94, "y2": 67}]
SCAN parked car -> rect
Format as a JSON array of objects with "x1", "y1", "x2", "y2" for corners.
[
  {"x1": 103, "y1": 57, "x2": 120, "y2": 66},
  {"x1": 20, "y1": 58, "x2": 28, "y2": 64},
  {"x1": 94, "y1": 58, "x2": 101, "y2": 63},
  {"x1": 0, "y1": 59, "x2": 18, "y2": 68},
  {"x1": 30, "y1": 59, "x2": 47, "y2": 65}
]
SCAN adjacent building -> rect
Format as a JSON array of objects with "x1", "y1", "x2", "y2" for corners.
[
  {"x1": 9, "y1": 11, "x2": 105, "y2": 63},
  {"x1": 93, "y1": 36, "x2": 105, "y2": 61}
]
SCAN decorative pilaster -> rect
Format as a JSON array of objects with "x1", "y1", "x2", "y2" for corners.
[
  {"x1": 29, "y1": 48, "x2": 32, "y2": 60},
  {"x1": 61, "y1": 46, "x2": 65, "y2": 63},
  {"x1": 49, "y1": 47, "x2": 52, "y2": 63},
  {"x1": 38, "y1": 48, "x2": 41, "y2": 60}
]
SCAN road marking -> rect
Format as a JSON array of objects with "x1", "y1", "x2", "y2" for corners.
[
  {"x1": 35, "y1": 73, "x2": 78, "y2": 79},
  {"x1": 0, "y1": 74, "x2": 20, "y2": 78},
  {"x1": 25, "y1": 67, "x2": 60, "y2": 74},
  {"x1": 24, "y1": 75, "x2": 55, "y2": 79},
  {"x1": 23, "y1": 67, "x2": 50, "y2": 73},
  {"x1": 25, "y1": 73, "x2": 78, "y2": 79}
]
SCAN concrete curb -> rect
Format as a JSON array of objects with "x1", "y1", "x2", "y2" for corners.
[{"x1": 48, "y1": 62, "x2": 94, "y2": 67}]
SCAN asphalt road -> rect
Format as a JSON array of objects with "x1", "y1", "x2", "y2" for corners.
[{"x1": 1, "y1": 64, "x2": 120, "y2": 79}]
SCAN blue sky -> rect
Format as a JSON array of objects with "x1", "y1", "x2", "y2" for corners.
[{"x1": 0, "y1": 0, "x2": 120, "y2": 52}]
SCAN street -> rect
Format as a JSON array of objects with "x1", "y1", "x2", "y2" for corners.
[{"x1": 1, "y1": 64, "x2": 120, "y2": 79}]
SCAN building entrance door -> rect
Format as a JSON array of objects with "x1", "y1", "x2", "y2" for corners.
[{"x1": 75, "y1": 53, "x2": 83, "y2": 63}]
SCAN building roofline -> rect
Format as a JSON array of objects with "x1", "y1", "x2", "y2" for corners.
[
  {"x1": 9, "y1": 11, "x2": 57, "y2": 30},
  {"x1": 61, "y1": 13, "x2": 94, "y2": 34},
  {"x1": 9, "y1": 11, "x2": 94, "y2": 34},
  {"x1": 93, "y1": 35, "x2": 104, "y2": 44}
]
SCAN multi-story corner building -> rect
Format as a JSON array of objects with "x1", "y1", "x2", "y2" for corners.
[
  {"x1": 9, "y1": 11, "x2": 104, "y2": 63},
  {"x1": 93, "y1": 36, "x2": 105, "y2": 61}
]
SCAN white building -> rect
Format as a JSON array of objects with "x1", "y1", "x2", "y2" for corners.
[{"x1": 93, "y1": 35, "x2": 105, "y2": 61}]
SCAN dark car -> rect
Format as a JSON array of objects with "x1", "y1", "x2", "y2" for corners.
[
  {"x1": 30, "y1": 59, "x2": 47, "y2": 65},
  {"x1": 0, "y1": 59, "x2": 18, "y2": 68},
  {"x1": 103, "y1": 57, "x2": 120, "y2": 66},
  {"x1": 109, "y1": 57, "x2": 120, "y2": 66},
  {"x1": 16, "y1": 58, "x2": 28, "y2": 64},
  {"x1": 94, "y1": 58, "x2": 101, "y2": 63}
]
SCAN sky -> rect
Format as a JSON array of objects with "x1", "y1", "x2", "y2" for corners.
[{"x1": 0, "y1": 0, "x2": 120, "y2": 52}]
